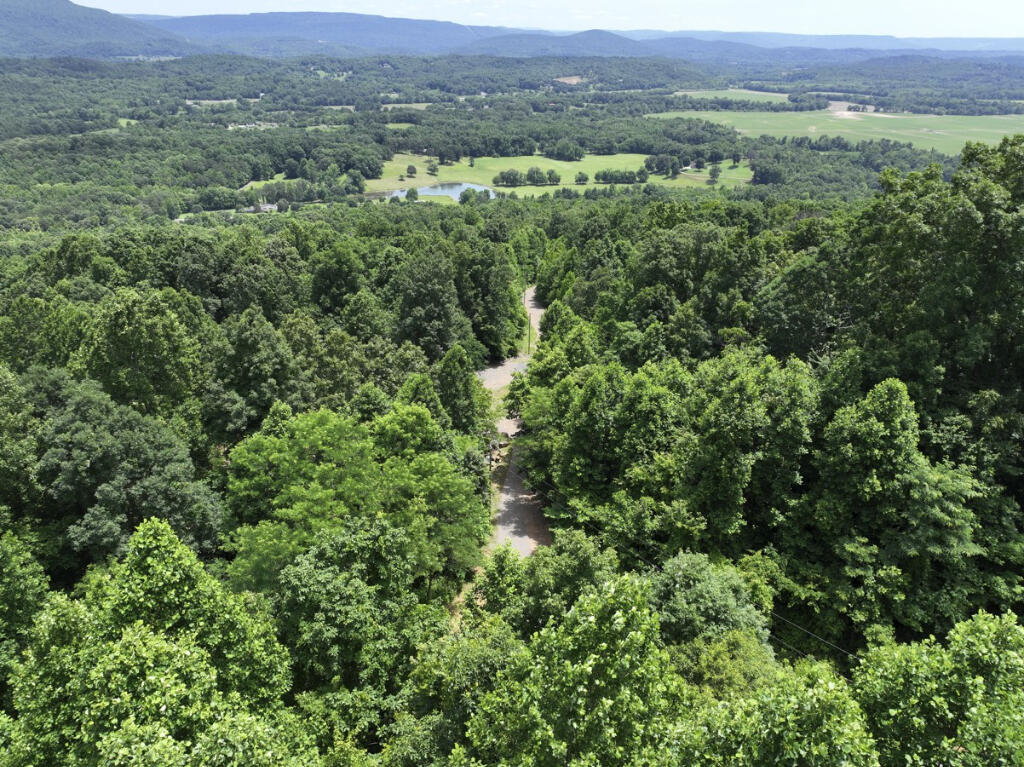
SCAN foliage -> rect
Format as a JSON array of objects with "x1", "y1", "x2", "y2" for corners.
[
  {"x1": 1, "y1": 49, "x2": 1024, "y2": 766},
  {"x1": 648, "y1": 551, "x2": 768, "y2": 645},
  {"x1": 2, "y1": 520, "x2": 308, "y2": 766},
  {"x1": 0, "y1": 531, "x2": 48, "y2": 710},
  {"x1": 786, "y1": 379, "x2": 981, "y2": 636},
  {"x1": 467, "y1": 576, "x2": 680, "y2": 766},
  {"x1": 383, "y1": 614, "x2": 525, "y2": 766},
  {"x1": 224, "y1": 407, "x2": 488, "y2": 592},
  {"x1": 3, "y1": 369, "x2": 222, "y2": 582},
  {"x1": 475, "y1": 530, "x2": 619, "y2": 637},
  {"x1": 675, "y1": 661, "x2": 880, "y2": 766},
  {"x1": 852, "y1": 611, "x2": 1024, "y2": 766}
]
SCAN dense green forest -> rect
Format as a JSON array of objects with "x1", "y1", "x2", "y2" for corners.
[
  {"x1": 2, "y1": 48, "x2": 1024, "y2": 766},
  {"x1": 0, "y1": 56, "x2": 956, "y2": 231},
  {"x1": 751, "y1": 55, "x2": 1024, "y2": 114}
]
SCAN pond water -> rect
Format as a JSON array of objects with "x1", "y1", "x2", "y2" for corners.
[{"x1": 388, "y1": 182, "x2": 493, "y2": 200}]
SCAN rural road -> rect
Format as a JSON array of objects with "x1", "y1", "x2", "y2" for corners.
[
  {"x1": 477, "y1": 287, "x2": 551, "y2": 556},
  {"x1": 476, "y1": 286, "x2": 545, "y2": 392}
]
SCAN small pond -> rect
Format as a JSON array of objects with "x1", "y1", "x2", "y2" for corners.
[{"x1": 388, "y1": 182, "x2": 494, "y2": 200}]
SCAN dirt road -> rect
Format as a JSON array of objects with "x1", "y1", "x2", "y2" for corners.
[
  {"x1": 477, "y1": 286, "x2": 550, "y2": 556},
  {"x1": 491, "y1": 448, "x2": 551, "y2": 556},
  {"x1": 475, "y1": 286, "x2": 544, "y2": 392}
]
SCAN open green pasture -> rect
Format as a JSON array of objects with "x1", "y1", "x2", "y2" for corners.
[
  {"x1": 240, "y1": 172, "x2": 286, "y2": 191},
  {"x1": 646, "y1": 109, "x2": 1024, "y2": 155},
  {"x1": 364, "y1": 152, "x2": 752, "y2": 197},
  {"x1": 675, "y1": 88, "x2": 791, "y2": 102}
]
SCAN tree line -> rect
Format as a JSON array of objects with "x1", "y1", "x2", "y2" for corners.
[{"x1": 1, "y1": 47, "x2": 1024, "y2": 764}]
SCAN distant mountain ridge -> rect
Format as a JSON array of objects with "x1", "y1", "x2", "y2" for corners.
[
  {"x1": 137, "y1": 11, "x2": 1024, "y2": 62},
  {"x1": 140, "y1": 11, "x2": 525, "y2": 56},
  {"x1": 620, "y1": 30, "x2": 1024, "y2": 52},
  {"x1": 455, "y1": 30, "x2": 647, "y2": 57},
  {"x1": 452, "y1": 31, "x2": 1024, "y2": 67},
  {"x1": 3, "y1": 1, "x2": 1024, "y2": 60},
  {"x1": 0, "y1": 0, "x2": 194, "y2": 57},
  {"x1": 135, "y1": 10, "x2": 1024, "y2": 57},
  {"x1": 455, "y1": 31, "x2": 883, "y2": 66}
]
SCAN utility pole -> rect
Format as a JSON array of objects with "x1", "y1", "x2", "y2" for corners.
[{"x1": 525, "y1": 288, "x2": 531, "y2": 355}]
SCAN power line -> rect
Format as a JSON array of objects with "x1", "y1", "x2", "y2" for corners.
[
  {"x1": 768, "y1": 631, "x2": 809, "y2": 660},
  {"x1": 767, "y1": 632, "x2": 853, "y2": 682},
  {"x1": 500, "y1": 459, "x2": 863, "y2": 665},
  {"x1": 769, "y1": 610, "x2": 861, "y2": 661},
  {"x1": 492, "y1": 302, "x2": 864, "y2": 669}
]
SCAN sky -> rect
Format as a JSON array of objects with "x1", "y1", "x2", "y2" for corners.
[{"x1": 79, "y1": 0, "x2": 1024, "y2": 38}]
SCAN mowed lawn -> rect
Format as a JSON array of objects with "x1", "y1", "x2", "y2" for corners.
[
  {"x1": 646, "y1": 109, "x2": 1024, "y2": 155},
  {"x1": 364, "y1": 152, "x2": 752, "y2": 196},
  {"x1": 675, "y1": 88, "x2": 791, "y2": 103},
  {"x1": 240, "y1": 172, "x2": 286, "y2": 191}
]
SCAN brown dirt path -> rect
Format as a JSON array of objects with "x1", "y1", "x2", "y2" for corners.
[{"x1": 476, "y1": 287, "x2": 550, "y2": 556}]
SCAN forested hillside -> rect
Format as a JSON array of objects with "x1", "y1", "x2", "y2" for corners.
[
  {"x1": 1, "y1": 43, "x2": 1024, "y2": 766},
  {"x1": 0, "y1": 0, "x2": 193, "y2": 58},
  {"x1": 7, "y1": 3, "x2": 1024, "y2": 64},
  {"x1": 754, "y1": 54, "x2": 1024, "y2": 113},
  {"x1": 141, "y1": 11, "x2": 518, "y2": 57}
]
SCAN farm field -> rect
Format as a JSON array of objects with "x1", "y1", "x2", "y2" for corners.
[
  {"x1": 646, "y1": 109, "x2": 1024, "y2": 155},
  {"x1": 382, "y1": 102, "x2": 432, "y2": 110},
  {"x1": 364, "y1": 152, "x2": 752, "y2": 196},
  {"x1": 305, "y1": 124, "x2": 350, "y2": 132},
  {"x1": 240, "y1": 172, "x2": 286, "y2": 190},
  {"x1": 675, "y1": 88, "x2": 791, "y2": 102}
]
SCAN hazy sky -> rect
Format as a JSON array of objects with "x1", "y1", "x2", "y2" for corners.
[{"x1": 79, "y1": 0, "x2": 1024, "y2": 37}]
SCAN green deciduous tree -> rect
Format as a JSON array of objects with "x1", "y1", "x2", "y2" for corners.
[
  {"x1": 311, "y1": 240, "x2": 365, "y2": 314},
  {"x1": 483, "y1": 529, "x2": 619, "y2": 638},
  {"x1": 468, "y1": 576, "x2": 679, "y2": 766},
  {"x1": 18, "y1": 371, "x2": 222, "y2": 580},
  {"x1": 0, "y1": 531, "x2": 48, "y2": 710},
  {"x1": 70, "y1": 287, "x2": 202, "y2": 418},
  {"x1": 396, "y1": 373, "x2": 452, "y2": 429},
  {"x1": 649, "y1": 551, "x2": 768, "y2": 646},
  {"x1": 676, "y1": 662, "x2": 880, "y2": 766},
  {"x1": 434, "y1": 344, "x2": 490, "y2": 434},
  {"x1": 390, "y1": 250, "x2": 466, "y2": 362},
  {"x1": 3, "y1": 520, "x2": 306, "y2": 767},
  {"x1": 0, "y1": 293, "x2": 90, "y2": 373},
  {"x1": 672, "y1": 348, "x2": 818, "y2": 553},
  {"x1": 852, "y1": 611, "x2": 1024, "y2": 767},
  {"x1": 225, "y1": 408, "x2": 487, "y2": 592},
  {"x1": 394, "y1": 614, "x2": 524, "y2": 764},
  {"x1": 787, "y1": 379, "x2": 980, "y2": 636},
  {"x1": 216, "y1": 305, "x2": 310, "y2": 437},
  {"x1": 0, "y1": 366, "x2": 38, "y2": 515},
  {"x1": 276, "y1": 528, "x2": 448, "y2": 717}
]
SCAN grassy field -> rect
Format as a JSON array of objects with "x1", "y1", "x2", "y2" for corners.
[
  {"x1": 364, "y1": 152, "x2": 752, "y2": 196},
  {"x1": 185, "y1": 98, "x2": 237, "y2": 107},
  {"x1": 647, "y1": 109, "x2": 1024, "y2": 155},
  {"x1": 676, "y1": 88, "x2": 790, "y2": 103},
  {"x1": 241, "y1": 172, "x2": 286, "y2": 191}
]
